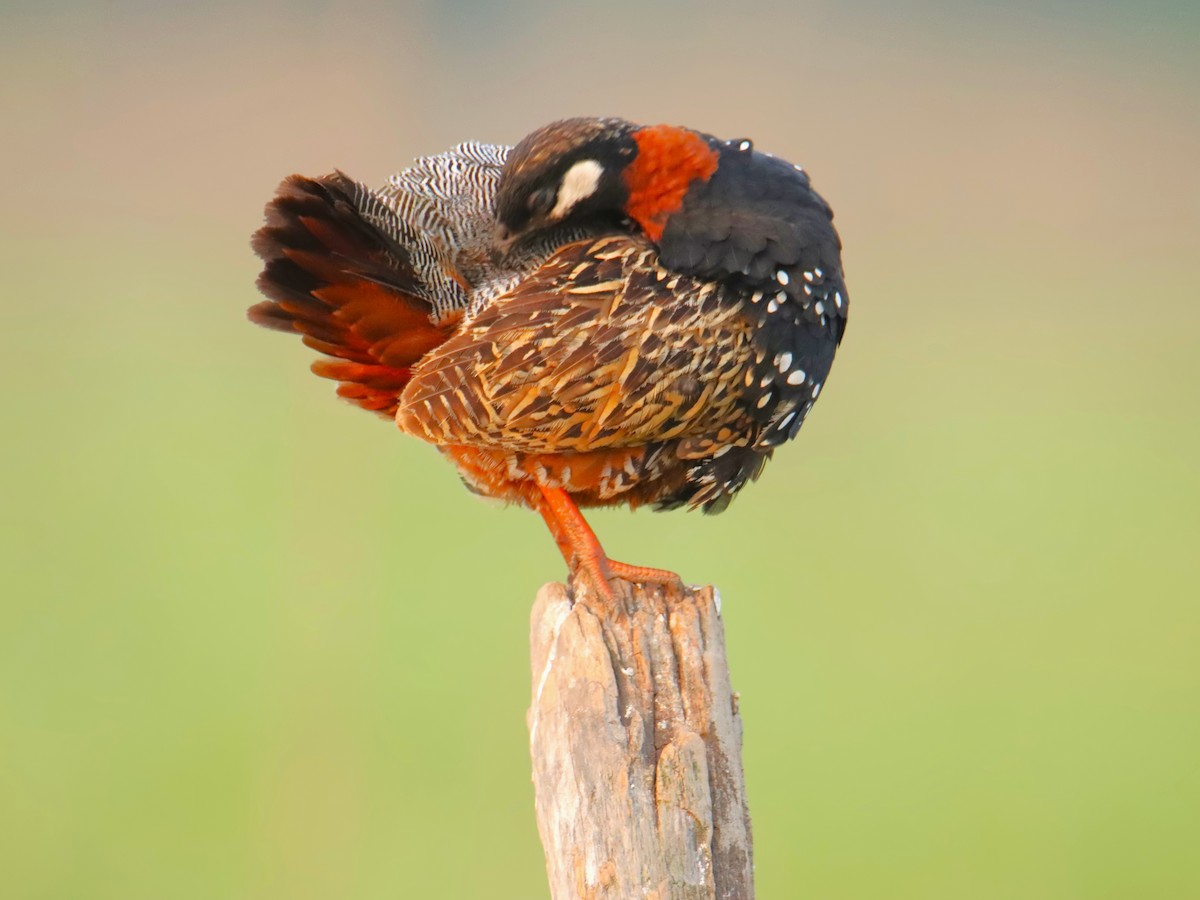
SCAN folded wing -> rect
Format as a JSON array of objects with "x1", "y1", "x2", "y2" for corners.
[{"x1": 397, "y1": 235, "x2": 758, "y2": 456}]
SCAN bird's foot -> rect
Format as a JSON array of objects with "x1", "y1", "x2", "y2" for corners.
[
  {"x1": 606, "y1": 559, "x2": 684, "y2": 589},
  {"x1": 570, "y1": 556, "x2": 684, "y2": 605},
  {"x1": 535, "y1": 484, "x2": 684, "y2": 604}
]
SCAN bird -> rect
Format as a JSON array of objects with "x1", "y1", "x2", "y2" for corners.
[{"x1": 249, "y1": 117, "x2": 848, "y2": 600}]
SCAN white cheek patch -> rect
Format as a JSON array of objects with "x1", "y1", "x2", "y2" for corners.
[{"x1": 550, "y1": 159, "x2": 604, "y2": 220}]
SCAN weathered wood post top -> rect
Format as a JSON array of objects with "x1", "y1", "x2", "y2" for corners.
[{"x1": 528, "y1": 581, "x2": 754, "y2": 899}]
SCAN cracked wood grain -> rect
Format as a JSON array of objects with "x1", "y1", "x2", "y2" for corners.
[{"x1": 528, "y1": 581, "x2": 754, "y2": 899}]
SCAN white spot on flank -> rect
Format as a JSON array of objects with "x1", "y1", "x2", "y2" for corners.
[
  {"x1": 812, "y1": 382, "x2": 822, "y2": 398},
  {"x1": 757, "y1": 392, "x2": 771, "y2": 408},
  {"x1": 749, "y1": 290, "x2": 763, "y2": 304},
  {"x1": 787, "y1": 369, "x2": 806, "y2": 385},
  {"x1": 759, "y1": 373, "x2": 773, "y2": 387},
  {"x1": 550, "y1": 158, "x2": 604, "y2": 220},
  {"x1": 803, "y1": 270, "x2": 814, "y2": 283},
  {"x1": 776, "y1": 269, "x2": 790, "y2": 286},
  {"x1": 777, "y1": 411, "x2": 796, "y2": 430},
  {"x1": 814, "y1": 267, "x2": 823, "y2": 279},
  {"x1": 776, "y1": 352, "x2": 793, "y2": 371},
  {"x1": 766, "y1": 298, "x2": 779, "y2": 314},
  {"x1": 815, "y1": 301, "x2": 825, "y2": 316},
  {"x1": 834, "y1": 291, "x2": 844, "y2": 309}
]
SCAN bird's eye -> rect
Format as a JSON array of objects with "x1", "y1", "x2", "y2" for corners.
[{"x1": 528, "y1": 186, "x2": 557, "y2": 217}]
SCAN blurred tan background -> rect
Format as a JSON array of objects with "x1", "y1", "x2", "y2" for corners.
[{"x1": 2, "y1": 1, "x2": 1197, "y2": 897}]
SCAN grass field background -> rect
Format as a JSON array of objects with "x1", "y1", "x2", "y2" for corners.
[{"x1": 2, "y1": 1, "x2": 1198, "y2": 897}]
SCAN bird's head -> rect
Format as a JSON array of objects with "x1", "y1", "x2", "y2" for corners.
[
  {"x1": 493, "y1": 117, "x2": 636, "y2": 254},
  {"x1": 493, "y1": 117, "x2": 720, "y2": 255}
]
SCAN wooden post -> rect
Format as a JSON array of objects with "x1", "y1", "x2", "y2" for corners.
[{"x1": 528, "y1": 581, "x2": 754, "y2": 899}]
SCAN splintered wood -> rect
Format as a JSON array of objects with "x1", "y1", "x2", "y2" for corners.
[{"x1": 528, "y1": 582, "x2": 754, "y2": 899}]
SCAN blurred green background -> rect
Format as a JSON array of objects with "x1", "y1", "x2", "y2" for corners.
[{"x1": 2, "y1": 0, "x2": 1198, "y2": 897}]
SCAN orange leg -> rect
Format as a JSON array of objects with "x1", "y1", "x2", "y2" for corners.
[{"x1": 535, "y1": 485, "x2": 682, "y2": 600}]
